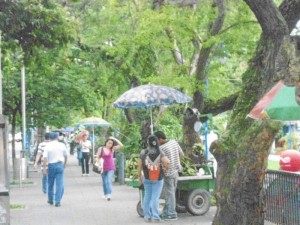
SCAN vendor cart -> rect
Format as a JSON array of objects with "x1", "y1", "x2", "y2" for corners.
[{"x1": 126, "y1": 164, "x2": 215, "y2": 217}]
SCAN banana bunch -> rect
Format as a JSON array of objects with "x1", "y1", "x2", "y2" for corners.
[
  {"x1": 125, "y1": 154, "x2": 139, "y2": 179},
  {"x1": 180, "y1": 156, "x2": 197, "y2": 176}
]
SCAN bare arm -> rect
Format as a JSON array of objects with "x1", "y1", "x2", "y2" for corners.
[
  {"x1": 111, "y1": 137, "x2": 124, "y2": 151},
  {"x1": 161, "y1": 155, "x2": 169, "y2": 174},
  {"x1": 64, "y1": 155, "x2": 67, "y2": 168},
  {"x1": 137, "y1": 158, "x2": 143, "y2": 183},
  {"x1": 42, "y1": 157, "x2": 48, "y2": 175},
  {"x1": 33, "y1": 152, "x2": 42, "y2": 169},
  {"x1": 95, "y1": 147, "x2": 102, "y2": 162}
]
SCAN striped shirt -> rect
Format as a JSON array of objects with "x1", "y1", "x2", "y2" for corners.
[
  {"x1": 37, "y1": 141, "x2": 49, "y2": 169},
  {"x1": 159, "y1": 140, "x2": 183, "y2": 176}
]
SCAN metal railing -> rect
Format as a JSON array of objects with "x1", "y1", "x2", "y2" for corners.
[{"x1": 264, "y1": 169, "x2": 300, "y2": 225}]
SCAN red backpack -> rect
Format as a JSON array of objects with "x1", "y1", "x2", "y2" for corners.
[{"x1": 145, "y1": 154, "x2": 161, "y2": 181}]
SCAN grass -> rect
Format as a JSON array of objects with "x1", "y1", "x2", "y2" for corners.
[
  {"x1": 10, "y1": 180, "x2": 34, "y2": 185},
  {"x1": 10, "y1": 204, "x2": 25, "y2": 209}
]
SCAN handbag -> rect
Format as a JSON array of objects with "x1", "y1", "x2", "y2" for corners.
[
  {"x1": 93, "y1": 158, "x2": 103, "y2": 174},
  {"x1": 93, "y1": 147, "x2": 103, "y2": 174}
]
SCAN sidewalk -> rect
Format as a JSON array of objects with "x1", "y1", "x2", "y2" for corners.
[{"x1": 10, "y1": 155, "x2": 216, "y2": 225}]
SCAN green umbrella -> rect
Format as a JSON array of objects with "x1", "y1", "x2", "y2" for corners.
[{"x1": 248, "y1": 81, "x2": 300, "y2": 121}]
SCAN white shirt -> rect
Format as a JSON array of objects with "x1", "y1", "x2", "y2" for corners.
[
  {"x1": 43, "y1": 140, "x2": 68, "y2": 164},
  {"x1": 80, "y1": 140, "x2": 92, "y2": 153}
]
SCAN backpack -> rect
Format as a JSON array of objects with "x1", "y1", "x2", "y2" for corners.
[{"x1": 145, "y1": 152, "x2": 161, "y2": 181}]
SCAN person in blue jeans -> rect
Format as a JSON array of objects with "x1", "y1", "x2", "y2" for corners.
[
  {"x1": 137, "y1": 135, "x2": 169, "y2": 222},
  {"x1": 43, "y1": 132, "x2": 68, "y2": 207},
  {"x1": 96, "y1": 136, "x2": 123, "y2": 201},
  {"x1": 34, "y1": 132, "x2": 50, "y2": 194}
]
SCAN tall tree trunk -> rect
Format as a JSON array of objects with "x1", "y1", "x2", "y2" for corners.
[
  {"x1": 183, "y1": 0, "x2": 226, "y2": 154},
  {"x1": 212, "y1": 0, "x2": 300, "y2": 224}
]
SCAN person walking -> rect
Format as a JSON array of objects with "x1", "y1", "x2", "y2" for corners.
[
  {"x1": 137, "y1": 135, "x2": 169, "y2": 222},
  {"x1": 95, "y1": 136, "x2": 123, "y2": 201},
  {"x1": 43, "y1": 132, "x2": 68, "y2": 207},
  {"x1": 33, "y1": 132, "x2": 50, "y2": 194},
  {"x1": 154, "y1": 131, "x2": 184, "y2": 221},
  {"x1": 79, "y1": 130, "x2": 92, "y2": 176}
]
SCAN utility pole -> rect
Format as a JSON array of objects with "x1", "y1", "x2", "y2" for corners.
[
  {"x1": 0, "y1": 30, "x2": 2, "y2": 114},
  {"x1": 21, "y1": 66, "x2": 26, "y2": 157}
]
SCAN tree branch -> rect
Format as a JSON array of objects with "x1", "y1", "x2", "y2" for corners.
[
  {"x1": 202, "y1": 92, "x2": 239, "y2": 115},
  {"x1": 279, "y1": 0, "x2": 300, "y2": 33},
  {"x1": 244, "y1": 0, "x2": 288, "y2": 37},
  {"x1": 196, "y1": 0, "x2": 226, "y2": 80},
  {"x1": 165, "y1": 27, "x2": 185, "y2": 65}
]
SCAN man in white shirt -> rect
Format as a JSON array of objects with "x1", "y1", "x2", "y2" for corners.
[{"x1": 43, "y1": 132, "x2": 68, "y2": 207}]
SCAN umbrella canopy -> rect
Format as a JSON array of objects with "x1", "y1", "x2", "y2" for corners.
[
  {"x1": 113, "y1": 84, "x2": 192, "y2": 133},
  {"x1": 248, "y1": 81, "x2": 300, "y2": 121},
  {"x1": 112, "y1": 84, "x2": 192, "y2": 109},
  {"x1": 75, "y1": 117, "x2": 111, "y2": 155},
  {"x1": 76, "y1": 117, "x2": 111, "y2": 127},
  {"x1": 63, "y1": 126, "x2": 75, "y2": 133}
]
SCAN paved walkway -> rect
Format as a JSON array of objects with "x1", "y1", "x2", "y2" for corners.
[{"x1": 10, "y1": 155, "x2": 216, "y2": 225}]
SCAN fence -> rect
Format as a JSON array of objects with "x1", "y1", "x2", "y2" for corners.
[{"x1": 264, "y1": 169, "x2": 300, "y2": 225}]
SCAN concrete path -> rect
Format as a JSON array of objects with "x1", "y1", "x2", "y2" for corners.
[{"x1": 10, "y1": 155, "x2": 216, "y2": 225}]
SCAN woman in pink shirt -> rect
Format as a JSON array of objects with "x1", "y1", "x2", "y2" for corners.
[{"x1": 96, "y1": 136, "x2": 123, "y2": 201}]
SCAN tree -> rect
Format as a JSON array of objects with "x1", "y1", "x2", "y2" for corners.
[
  {"x1": 211, "y1": 0, "x2": 300, "y2": 224},
  {"x1": 0, "y1": 0, "x2": 79, "y2": 160}
]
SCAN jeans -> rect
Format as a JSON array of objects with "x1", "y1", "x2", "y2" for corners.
[
  {"x1": 81, "y1": 152, "x2": 90, "y2": 174},
  {"x1": 143, "y1": 178, "x2": 163, "y2": 220},
  {"x1": 48, "y1": 162, "x2": 64, "y2": 204},
  {"x1": 42, "y1": 173, "x2": 48, "y2": 193},
  {"x1": 101, "y1": 170, "x2": 114, "y2": 196},
  {"x1": 161, "y1": 173, "x2": 178, "y2": 217}
]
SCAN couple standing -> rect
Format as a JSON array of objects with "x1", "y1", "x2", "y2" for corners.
[{"x1": 138, "y1": 131, "x2": 184, "y2": 222}]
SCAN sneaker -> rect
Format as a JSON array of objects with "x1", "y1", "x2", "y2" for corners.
[
  {"x1": 82, "y1": 174, "x2": 85, "y2": 177},
  {"x1": 102, "y1": 195, "x2": 107, "y2": 199},
  {"x1": 47, "y1": 201, "x2": 53, "y2": 205},
  {"x1": 86, "y1": 174, "x2": 89, "y2": 177},
  {"x1": 162, "y1": 215, "x2": 177, "y2": 221},
  {"x1": 151, "y1": 218, "x2": 161, "y2": 223},
  {"x1": 144, "y1": 218, "x2": 151, "y2": 223},
  {"x1": 107, "y1": 195, "x2": 111, "y2": 201},
  {"x1": 55, "y1": 203, "x2": 61, "y2": 207}
]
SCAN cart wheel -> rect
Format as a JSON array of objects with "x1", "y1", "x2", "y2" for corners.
[
  {"x1": 186, "y1": 189, "x2": 210, "y2": 216},
  {"x1": 136, "y1": 201, "x2": 144, "y2": 217},
  {"x1": 176, "y1": 202, "x2": 187, "y2": 213}
]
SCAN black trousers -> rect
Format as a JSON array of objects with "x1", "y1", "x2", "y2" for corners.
[{"x1": 81, "y1": 152, "x2": 90, "y2": 174}]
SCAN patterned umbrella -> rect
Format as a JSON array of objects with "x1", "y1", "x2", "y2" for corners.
[
  {"x1": 113, "y1": 84, "x2": 192, "y2": 108},
  {"x1": 248, "y1": 81, "x2": 300, "y2": 121},
  {"x1": 113, "y1": 84, "x2": 192, "y2": 133},
  {"x1": 75, "y1": 117, "x2": 111, "y2": 155}
]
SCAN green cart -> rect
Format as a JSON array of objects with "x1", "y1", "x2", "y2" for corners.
[{"x1": 126, "y1": 164, "x2": 215, "y2": 217}]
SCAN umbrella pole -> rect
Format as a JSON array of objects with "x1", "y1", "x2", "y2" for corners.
[
  {"x1": 92, "y1": 127, "x2": 95, "y2": 159},
  {"x1": 150, "y1": 107, "x2": 153, "y2": 134}
]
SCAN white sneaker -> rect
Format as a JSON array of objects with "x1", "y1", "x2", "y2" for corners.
[
  {"x1": 102, "y1": 195, "x2": 107, "y2": 199},
  {"x1": 107, "y1": 195, "x2": 111, "y2": 201}
]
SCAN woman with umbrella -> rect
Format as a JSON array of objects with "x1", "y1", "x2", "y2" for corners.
[{"x1": 77, "y1": 130, "x2": 92, "y2": 176}]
